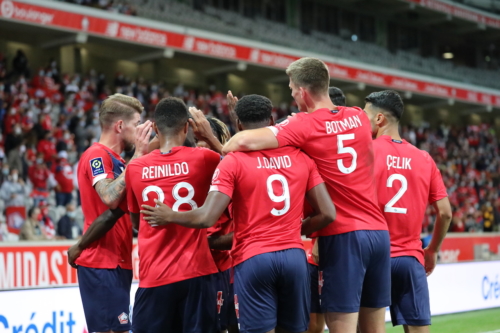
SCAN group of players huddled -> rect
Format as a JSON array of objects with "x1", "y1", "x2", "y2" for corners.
[{"x1": 66, "y1": 57, "x2": 452, "y2": 333}]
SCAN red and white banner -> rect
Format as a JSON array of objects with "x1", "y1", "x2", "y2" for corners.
[
  {"x1": 0, "y1": 234, "x2": 497, "y2": 290},
  {"x1": 0, "y1": 0, "x2": 499, "y2": 107},
  {"x1": 404, "y1": 0, "x2": 500, "y2": 29},
  {"x1": 439, "y1": 233, "x2": 500, "y2": 262}
]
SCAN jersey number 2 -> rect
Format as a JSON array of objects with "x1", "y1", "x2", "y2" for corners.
[
  {"x1": 385, "y1": 174, "x2": 407, "y2": 214},
  {"x1": 267, "y1": 174, "x2": 290, "y2": 216}
]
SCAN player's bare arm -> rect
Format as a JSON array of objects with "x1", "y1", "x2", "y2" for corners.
[
  {"x1": 222, "y1": 127, "x2": 278, "y2": 155},
  {"x1": 141, "y1": 191, "x2": 231, "y2": 229},
  {"x1": 301, "y1": 183, "x2": 336, "y2": 236},
  {"x1": 208, "y1": 232, "x2": 234, "y2": 250},
  {"x1": 67, "y1": 207, "x2": 125, "y2": 268},
  {"x1": 188, "y1": 107, "x2": 224, "y2": 154},
  {"x1": 95, "y1": 121, "x2": 153, "y2": 209},
  {"x1": 425, "y1": 197, "x2": 452, "y2": 276}
]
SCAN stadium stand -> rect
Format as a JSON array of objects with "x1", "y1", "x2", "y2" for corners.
[{"x1": 58, "y1": 0, "x2": 500, "y2": 89}]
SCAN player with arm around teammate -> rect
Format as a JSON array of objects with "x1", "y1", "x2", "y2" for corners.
[
  {"x1": 142, "y1": 94, "x2": 336, "y2": 333},
  {"x1": 364, "y1": 90, "x2": 452, "y2": 333},
  {"x1": 222, "y1": 58, "x2": 390, "y2": 333}
]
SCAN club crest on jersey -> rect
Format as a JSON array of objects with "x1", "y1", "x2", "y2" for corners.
[
  {"x1": 90, "y1": 157, "x2": 105, "y2": 177},
  {"x1": 117, "y1": 312, "x2": 129, "y2": 324},
  {"x1": 217, "y1": 291, "x2": 224, "y2": 314}
]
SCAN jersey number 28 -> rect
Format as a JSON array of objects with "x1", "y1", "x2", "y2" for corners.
[{"x1": 142, "y1": 182, "x2": 198, "y2": 211}]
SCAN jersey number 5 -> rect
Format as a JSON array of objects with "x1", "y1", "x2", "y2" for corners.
[
  {"x1": 142, "y1": 182, "x2": 198, "y2": 212},
  {"x1": 385, "y1": 174, "x2": 407, "y2": 214},
  {"x1": 338, "y1": 134, "x2": 357, "y2": 174},
  {"x1": 267, "y1": 174, "x2": 290, "y2": 216}
]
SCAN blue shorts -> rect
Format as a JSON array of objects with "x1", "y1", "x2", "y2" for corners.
[
  {"x1": 234, "y1": 248, "x2": 310, "y2": 333},
  {"x1": 132, "y1": 274, "x2": 218, "y2": 333},
  {"x1": 215, "y1": 269, "x2": 238, "y2": 330},
  {"x1": 308, "y1": 263, "x2": 322, "y2": 313},
  {"x1": 77, "y1": 266, "x2": 132, "y2": 332},
  {"x1": 390, "y1": 256, "x2": 431, "y2": 326},
  {"x1": 318, "y1": 230, "x2": 391, "y2": 313}
]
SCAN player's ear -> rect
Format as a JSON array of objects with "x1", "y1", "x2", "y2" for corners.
[
  {"x1": 115, "y1": 120, "x2": 124, "y2": 133},
  {"x1": 152, "y1": 122, "x2": 158, "y2": 134},
  {"x1": 183, "y1": 122, "x2": 189, "y2": 134},
  {"x1": 269, "y1": 116, "x2": 275, "y2": 126},
  {"x1": 237, "y1": 118, "x2": 243, "y2": 132}
]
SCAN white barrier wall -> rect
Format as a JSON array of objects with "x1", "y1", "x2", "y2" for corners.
[{"x1": 0, "y1": 261, "x2": 499, "y2": 331}]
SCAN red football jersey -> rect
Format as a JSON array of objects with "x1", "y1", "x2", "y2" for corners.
[
  {"x1": 207, "y1": 205, "x2": 233, "y2": 272},
  {"x1": 126, "y1": 147, "x2": 220, "y2": 288},
  {"x1": 210, "y1": 146, "x2": 324, "y2": 267},
  {"x1": 76, "y1": 143, "x2": 132, "y2": 270},
  {"x1": 373, "y1": 136, "x2": 447, "y2": 265},
  {"x1": 55, "y1": 158, "x2": 74, "y2": 193},
  {"x1": 269, "y1": 107, "x2": 387, "y2": 236}
]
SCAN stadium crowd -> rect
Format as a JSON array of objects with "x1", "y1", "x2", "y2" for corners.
[{"x1": 0, "y1": 49, "x2": 498, "y2": 241}]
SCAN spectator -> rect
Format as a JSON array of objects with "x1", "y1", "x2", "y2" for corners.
[
  {"x1": 7, "y1": 142, "x2": 25, "y2": 176},
  {"x1": 482, "y1": 202, "x2": 494, "y2": 232},
  {"x1": 54, "y1": 150, "x2": 74, "y2": 206},
  {"x1": 28, "y1": 153, "x2": 50, "y2": 206},
  {"x1": 19, "y1": 206, "x2": 48, "y2": 241},
  {"x1": 56, "y1": 203, "x2": 82, "y2": 239},
  {"x1": 39, "y1": 200, "x2": 56, "y2": 239},
  {"x1": 0, "y1": 168, "x2": 28, "y2": 207},
  {"x1": 36, "y1": 130, "x2": 57, "y2": 166}
]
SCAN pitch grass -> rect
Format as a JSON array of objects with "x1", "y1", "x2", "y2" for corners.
[
  {"x1": 322, "y1": 307, "x2": 500, "y2": 333},
  {"x1": 385, "y1": 307, "x2": 500, "y2": 333}
]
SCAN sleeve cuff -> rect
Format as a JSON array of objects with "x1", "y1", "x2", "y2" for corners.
[{"x1": 92, "y1": 173, "x2": 109, "y2": 186}]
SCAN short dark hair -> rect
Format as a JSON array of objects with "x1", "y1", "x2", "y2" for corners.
[
  {"x1": 286, "y1": 57, "x2": 330, "y2": 96},
  {"x1": 328, "y1": 87, "x2": 346, "y2": 106},
  {"x1": 235, "y1": 95, "x2": 272, "y2": 125},
  {"x1": 154, "y1": 97, "x2": 189, "y2": 135},
  {"x1": 364, "y1": 90, "x2": 404, "y2": 121}
]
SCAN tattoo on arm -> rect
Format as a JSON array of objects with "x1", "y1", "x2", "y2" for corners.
[{"x1": 94, "y1": 172, "x2": 126, "y2": 209}]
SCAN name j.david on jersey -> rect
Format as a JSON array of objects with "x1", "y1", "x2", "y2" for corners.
[
  {"x1": 142, "y1": 162, "x2": 189, "y2": 179},
  {"x1": 256, "y1": 155, "x2": 292, "y2": 169}
]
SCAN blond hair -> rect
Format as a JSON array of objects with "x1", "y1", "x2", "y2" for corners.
[
  {"x1": 286, "y1": 57, "x2": 330, "y2": 96},
  {"x1": 99, "y1": 93, "x2": 143, "y2": 127}
]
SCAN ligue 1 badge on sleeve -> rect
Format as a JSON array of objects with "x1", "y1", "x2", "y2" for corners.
[{"x1": 90, "y1": 157, "x2": 105, "y2": 177}]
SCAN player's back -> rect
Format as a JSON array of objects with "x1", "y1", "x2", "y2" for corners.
[
  {"x1": 127, "y1": 147, "x2": 219, "y2": 288},
  {"x1": 77, "y1": 143, "x2": 132, "y2": 269},
  {"x1": 274, "y1": 106, "x2": 386, "y2": 236},
  {"x1": 373, "y1": 136, "x2": 447, "y2": 265},
  {"x1": 215, "y1": 146, "x2": 323, "y2": 266}
]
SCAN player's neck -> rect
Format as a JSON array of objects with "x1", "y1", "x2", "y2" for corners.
[
  {"x1": 158, "y1": 135, "x2": 185, "y2": 153},
  {"x1": 308, "y1": 97, "x2": 335, "y2": 113},
  {"x1": 98, "y1": 132, "x2": 123, "y2": 155},
  {"x1": 377, "y1": 125, "x2": 401, "y2": 141}
]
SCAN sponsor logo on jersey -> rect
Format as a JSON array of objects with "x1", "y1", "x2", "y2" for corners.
[
  {"x1": 90, "y1": 157, "x2": 105, "y2": 177},
  {"x1": 117, "y1": 312, "x2": 129, "y2": 324}
]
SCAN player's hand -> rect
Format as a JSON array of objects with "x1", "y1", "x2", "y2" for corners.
[
  {"x1": 134, "y1": 120, "x2": 153, "y2": 157},
  {"x1": 312, "y1": 238, "x2": 319, "y2": 264},
  {"x1": 424, "y1": 247, "x2": 438, "y2": 276},
  {"x1": 188, "y1": 107, "x2": 213, "y2": 142},
  {"x1": 67, "y1": 244, "x2": 83, "y2": 269},
  {"x1": 227, "y1": 90, "x2": 238, "y2": 113},
  {"x1": 141, "y1": 199, "x2": 172, "y2": 227}
]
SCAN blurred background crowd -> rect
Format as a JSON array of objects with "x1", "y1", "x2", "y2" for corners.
[{"x1": 0, "y1": 47, "x2": 498, "y2": 241}]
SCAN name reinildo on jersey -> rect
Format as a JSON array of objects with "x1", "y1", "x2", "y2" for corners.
[{"x1": 142, "y1": 162, "x2": 189, "y2": 179}]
